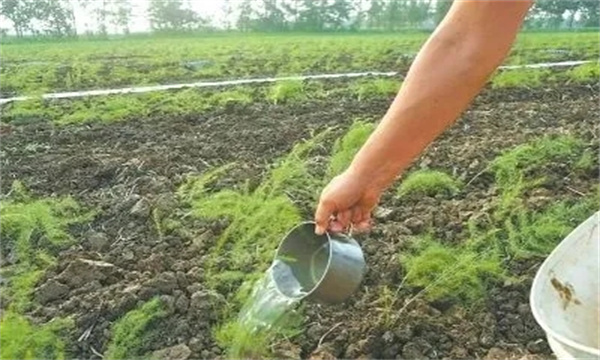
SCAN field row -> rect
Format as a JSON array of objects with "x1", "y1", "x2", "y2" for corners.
[
  {"x1": 1, "y1": 63, "x2": 598, "y2": 127},
  {"x1": 1, "y1": 33, "x2": 598, "y2": 96},
  {"x1": 2, "y1": 95, "x2": 598, "y2": 358}
]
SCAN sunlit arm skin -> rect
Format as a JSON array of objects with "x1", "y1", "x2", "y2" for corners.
[{"x1": 315, "y1": 0, "x2": 534, "y2": 235}]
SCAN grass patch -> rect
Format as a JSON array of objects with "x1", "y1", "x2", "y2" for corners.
[
  {"x1": 214, "y1": 275, "x2": 304, "y2": 359},
  {"x1": 267, "y1": 80, "x2": 305, "y2": 104},
  {"x1": 575, "y1": 149, "x2": 597, "y2": 171},
  {"x1": 0, "y1": 311, "x2": 72, "y2": 360},
  {"x1": 488, "y1": 135, "x2": 596, "y2": 259},
  {"x1": 397, "y1": 170, "x2": 461, "y2": 198},
  {"x1": 0, "y1": 181, "x2": 93, "y2": 312},
  {"x1": 1, "y1": 98, "x2": 57, "y2": 125},
  {"x1": 215, "y1": 317, "x2": 303, "y2": 359},
  {"x1": 402, "y1": 240, "x2": 503, "y2": 302},
  {"x1": 178, "y1": 150, "x2": 314, "y2": 358},
  {"x1": 327, "y1": 120, "x2": 375, "y2": 178},
  {"x1": 351, "y1": 78, "x2": 399, "y2": 101},
  {"x1": 503, "y1": 192, "x2": 598, "y2": 259},
  {"x1": 104, "y1": 298, "x2": 166, "y2": 360},
  {"x1": 2, "y1": 87, "x2": 255, "y2": 125},
  {"x1": 178, "y1": 123, "x2": 379, "y2": 357},
  {"x1": 0, "y1": 181, "x2": 92, "y2": 360},
  {"x1": 1, "y1": 33, "x2": 597, "y2": 96},
  {"x1": 491, "y1": 68, "x2": 551, "y2": 88},
  {"x1": 178, "y1": 131, "x2": 329, "y2": 299},
  {"x1": 490, "y1": 135, "x2": 585, "y2": 214},
  {"x1": 567, "y1": 62, "x2": 600, "y2": 83},
  {"x1": 401, "y1": 135, "x2": 597, "y2": 304}
]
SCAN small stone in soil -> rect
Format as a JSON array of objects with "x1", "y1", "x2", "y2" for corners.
[
  {"x1": 374, "y1": 206, "x2": 394, "y2": 220},
  {"x1": 395, "y1": 325, "x2": 414, "y2": 342},
  {"x1": 36, "y1": 279, "x2": 69, "y2": 304},
  {"x1": 273, "y1": 342, "x2": 302, "y2": 359},
  {"x1": 122, "y1": 249, "x2": 135, "y2": 261},
  {"x1": 152, "y1": 344, "x2": 192, "y2": 360},
  {"x1": 404, "y1": 217, "x2": 425, "y2": 233},
  {"x1": 138, "y1": 286, "x2": 159, "y2": 301},
  {"x1": 159, "y1": 294, "x2": 175, "y2": 314},
  {"x1": 526, "y1": 339, "x2": 547, "y2": 353},
  {"x1": 306, "y1": 324, "x2": 322, "y2": 341},
  {"x1": 175, "y1": 294, "x2": 190, "y2": 313},
  {"x1": 344, "y1": 343, "x2": 360, "y2": 358},
  {"x1": 57, "y1": 258, "x2": 117, "y2": 288},
  {"x1": 189, "y1": 290, "x2": 225, "y2": 319},
  {"x1": 382, "y1": 343, "x2": 401, "y2": 359},
  {"x1": 517, "y1": 303, "x2": 530, "y2": 315},
  {"x1": 187, "y1": 337, "x2": 202, "y2": 352},
  {"x1": 484, "y1": 347, "x2": 511, "y2": 360},
  {"x1": 87, "y1": 232, "x2": 110, "y2": 252},
  {"x1": 146, "y1": 271, "x2": 178, "y2": 294},
  {"x1": 382, "y1": 331, "x2": 395, "y2": 344},
  {"x1": 176, "y1": 271, "x2": 188, "y2": 288},
  {"x1": 130, "y1": 198, "x2": 151, "y2": 218},
  {"x1": 479, "y1": 331, "x2": 495, "y2": 348},
  {"x1": 402, "y1": 342, "x2": 428, "y2": 360},
  {"x1": 309, "y1": 347, "x2": 336, "y2": 360}
]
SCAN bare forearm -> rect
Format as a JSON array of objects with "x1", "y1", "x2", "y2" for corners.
[{"x1": 348, "y1": 0, "x2": 532, "y2": 191}]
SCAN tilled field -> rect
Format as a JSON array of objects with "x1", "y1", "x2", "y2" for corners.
[{"x1": 1, "y1": 81, "x2": 598, "y2": 359}]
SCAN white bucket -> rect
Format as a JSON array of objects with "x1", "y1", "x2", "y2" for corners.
[{"x1": 530, "y1": 211, "x2": 600, "y2": 360}]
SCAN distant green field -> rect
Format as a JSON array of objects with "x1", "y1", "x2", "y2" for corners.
[{"x1": 1, "y1": 32, "x2": 597, "y2": 96}]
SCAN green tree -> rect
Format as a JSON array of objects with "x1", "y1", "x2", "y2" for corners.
[
  {"x1": 256, "y1": 0, "x2": 288, "y2": 31},
  {"x1": 281, "y1": 0, "x2": 302, "y2": 28},
  {"x1": 530, "y1": 0, "x2": 570, "y2": 28},
  {"x1": 578, "y1": 0, "x2": 599, "y2": 27},
  {"x1": 236, "y1": 0, "x2": 256, "y2": 31},
  {"x1": 326, "y1": 0, "x2": 354, "y2": 30},
  {"x1": 385, "y1": 0, "x2": 405, "y2": 30},
  {"x1": 148, "y1": 0, "x2": 204, "y2": 31},
  {"x1": 366, "y1": 0, "x2": 386, "y2": 29},
  {"x1": 434, "y1": 0, "x2": 453, "y2": 25},
  {"x1": 111, "y1": 0, "x2": 133, "y2": 34},
  {"x1": 406, "y1": 0, "x2": 432, "y2": 27},
  {"x1": 220, "y1": 0, "x2": 234, "y2": 30},
  {"x1": 37, "y1": 0, "x2": 76, "y2": 36},
  {"x1": 78, "y1": 0, "x2": 131, "y2": 35},
  {"x1": 0, "y1": 0, "x2": 33, "y2": 37},
  {"x1": 0, "y1": 0, "x2": 76, "y2": 37},
  {"x1": 297, "y1": 0, "x2": 327, "y2": 31}
]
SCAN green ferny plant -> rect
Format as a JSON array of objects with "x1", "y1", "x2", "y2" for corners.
[
  {"x1": 398, "y1": 170, "x2": 461, "y2": 198},
  {"x1": 104, "y1": 298, "x2": 166, "y2": 360}
]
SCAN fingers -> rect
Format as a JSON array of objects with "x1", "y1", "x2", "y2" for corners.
[
  {"x1": 317, "y1": 205, "x2": 372, "y2": 235},
  {"x1": 330, "y1": 210, "x2": 351, "y2": 233},
  {"x1": 353, "y1": 219, "x2": 372, "y2": 233},
  {"x1": 351, "y1": 207, "x2": 372, "y2": 233},
  {"x1": 315, "y1": 199, "x2": 335, "y2": 235}
]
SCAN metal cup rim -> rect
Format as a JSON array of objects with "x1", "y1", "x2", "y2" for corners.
[{"x1": 270, "y1": 221, "x2": 335, "y2": 300}]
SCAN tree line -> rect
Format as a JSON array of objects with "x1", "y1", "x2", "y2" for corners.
[{"x1": 1, "y1": 0, "x2": 598, "y2": 38}]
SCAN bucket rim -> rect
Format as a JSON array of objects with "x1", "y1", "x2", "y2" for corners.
[
  {"x1": 270, "y1": 221, "x2": 334, "y2": 300},
  {"x1": 529, "y1": 211, "x2": 600, "y2": 357}
]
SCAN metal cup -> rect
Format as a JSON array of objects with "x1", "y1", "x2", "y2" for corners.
[{"x1": 271, "y1": 222, "x2": 366, "y2": 304}]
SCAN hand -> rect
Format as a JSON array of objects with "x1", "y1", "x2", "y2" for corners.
[{"x1": 314, "y1": 169, "x2": 383, "y2": 235}]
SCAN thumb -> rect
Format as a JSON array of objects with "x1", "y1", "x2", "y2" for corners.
[{"x1": 314, "y1": 199, "x2": 335, "y2": 235}]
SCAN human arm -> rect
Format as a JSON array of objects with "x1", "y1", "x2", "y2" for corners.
[{"x1": 315, "y1": 0, "x2": 534, "y2": 235}]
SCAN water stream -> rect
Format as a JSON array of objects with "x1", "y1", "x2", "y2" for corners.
[
  {"x1": 237, "y1": 260, "x2": 306, "y2": 332},
  {"x1": 229, "y1": 246, "x2": 331, "y2": 357}
]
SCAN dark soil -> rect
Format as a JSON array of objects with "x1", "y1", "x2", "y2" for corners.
[{"x1": 1, "y1": 83, "x2": 598, "y2": 360}]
